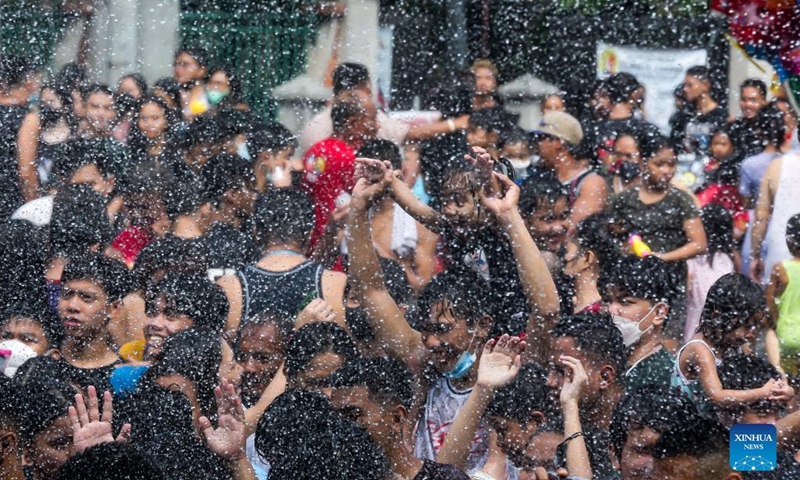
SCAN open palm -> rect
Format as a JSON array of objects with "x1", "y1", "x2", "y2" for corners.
[
  {"x1": 200, "y1": 379, "x2": 247, "y2": 461},
  {"x1": 69, "y1": 385, "x2": 131, "y2": 452},
  {"x1": 477, "y1": 334, "x2": 525, "y2": 389}
]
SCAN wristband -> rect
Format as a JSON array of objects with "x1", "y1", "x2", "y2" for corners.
[{"x1": 447, "y1": 119, "x2": 456, "y2": 132}]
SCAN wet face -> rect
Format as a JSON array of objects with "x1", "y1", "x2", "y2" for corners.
[
  {"x1": 1, "y1": 317, "x2": 50, "y2": 355},
  {"x1": 723, "y1": 320, "x2": 758, "y2": 350},
  {"x1": 138, "y1": 102, "x2": 168, "y2": 140},
  {"x1": 330, "y1": 386, "x2": 398, "y2": 451},
  {"x1": 70, "y1": 163, "x2": 114, "y2": 197},
  {"x1": 683, "y1": 75, "x2": 707, "y2": 103},
  {"x1": 59, "y1": 279, "x2": 116, "y2": 340},
  {"x1": 174, "y1": 52, "x2": 205, "y2": 86},
  {"x1": 85, "y1": 92, "x2": 116, "y2": 135},
  {"x1": 124, "y1": 192, "x2": 167, "y2": 230},
  {"x1": 26, "y1": 415, "x2": 73, "y2": 479},
  {"x1": 643, "y1": 148, "x2": 676, "y2": 191},
  {"x1": 621, "y1": 425, "x2": 660, "y2": 479},
  {"x1": 517, "y1": 431, "x2": 562, "y2": 480},
  {"x1": 709, "y1": 132, "x2": 733, "y2": 161},
  {"x1": 740, "y1": 86, "x2": 766, "y2": 120},
  {"x1": 473, "y1": 67, "x2": 497, "y2": 96},
  {"x1": 440, "y1": 189, "x2": 479, "y2": 235},
  {"x1": 592, "y1": 89, "x2": 611, "y2": 120},
  {"x1": 542, "y1": 95, "x2": 565, "y2": 114},
  {"x1": 547, "y1": 337, "x2": 606, "y2": 410},
  {"x1": 607, "y1": 288, "x2": 656, "y2": 325},
  {"x1": 489, "y1": 416, "x2": 542, "y2": 466},
  {"x1": 118, "y1": 77, "x2": 143, "y2": 100},
  {"x1": 420, "y1": 301, "x2": 476, "y2": 373},
  {"x1": 143, "y1": 297, "x2": 194, "y2": 359},
  {"x1": 236, "y1": 323, "x2": 284, "y2": 407},
  {"x1": 292, "y1": 351, "x2": 345, "y2": 394},
  {"x1": 523, "y1": 196, "x2": 569, "y2": 254}
]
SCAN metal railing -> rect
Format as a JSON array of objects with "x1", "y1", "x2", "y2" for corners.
[{"x1": 180, "y1": 10, "x2": 318, "y2": 120}]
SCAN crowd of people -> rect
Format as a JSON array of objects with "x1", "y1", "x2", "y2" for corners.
[{"x1": 0, "y1": 45, "x2": 799, "y2": 480}]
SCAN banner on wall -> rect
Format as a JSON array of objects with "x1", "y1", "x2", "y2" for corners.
[{"x1": 597, "y1": 43, "x2": 708, "y2": 133}]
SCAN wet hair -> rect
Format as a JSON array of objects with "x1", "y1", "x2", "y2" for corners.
[
  {"x1": 207, "y1": 64, "x2": 244, "y2": 104},
  {"x1": 640, "y1": 135, "x2": 675, "y2": 162},
  {"x1": 256, "y1": 389, "x2": 391, "y2": 480},
  {"x1": 686, "y1": 65, "x2": 711, "y2": 83},
  {"x1": 610, "y1": 384, "x2": 718, "y2": 460},
  {"x1": 700, "y1": 204, "x2": 735, "y2": 266},
  {"x1": 152, "y1": 77, "x2": 182, "y2": 108},
  {"x1": 330, "y1": 357, "x2": 414, "y2": 409},
  {"x1": 235, "y1": 311, "x2": 293, "y2": 352},
  {"x1": 440, "y1": 166, "x2": 478, "y2": 198},
  {"x1": 599, "y1": 255, "x2": 678, "y2": 312},
  {"x1": 130, "y1": 94, "x2": 179, "y2": 143},
  {"x1": 132, "y1": 236, "x2": 204, "y2": 291},
  {"x1": 412, "y1": 270, "x2": 494, "y2": 331},
  {"x1": 252, "y1": 188, "x2": 314, "y2": 249},
  {"x1": 117, "y1": 73, "x2": 148, "y2": 98},
  {"x1": 718, "y1": 354, "x2": 783, "y2": 418},
  {"x1": 0, "y1": 220, "x2": 48, "y2": 307},
  {"x1": 50, "y1": 185, "x2": 116, "y2": 258},
  {"x1": 486, "y1": 364, "x2": 549, "y2": 424},
  {"x1": 164, "y1": 178, "x2": 208, "y2": 219},
  {"x1": 55, "y1": 139, "x2": 116, "y2": 182},
  {"x1": 575, "y1": 213, "x2": 623, "y2": 270},
  {"x1": 605, "y1": 72, "x2": 641, "y2": 104},
  {"x1": 499, "y1": 126, "x2": 531, "y2": 151},
  {"x1": 247, "y1": 123, "x2": 297, "y2": 157},
  {"x1": 54, "y1": 442, "x2": 166, "y2": 480},
  {"x1": 471, "y1": 59, "x2": 498, "y2": 78},
  {"x1": 61, "y1": 252, "x2": 132, "y2": 302},
  {"x1": 333, "y1": 63, "x2": 370, "y2": 95},
  {"x1": 754, "y1": 104, "x2": 787, "y2": 147},
  {"x1": 217, "y1": 107, "x2": 260, "y2": 139},
  {"x1": 284, "y1": 322, "x2": 358, "y2": 380},
  {"x1": 740, "y1": 78, "x2": 767, "y2": 100},
  {"x1": 1, "y1": 299, "x2": 63, "y2": 348},
  {"x1": 518, "y1": 170, "x2": 567, "y2": 216},
  {"x1": 145, "y1": 272, "x2": 228, "y2": 334},
  {"x1": 148, "y1": 329, "x2": 222, "y2": 421},
  {"x1": 787, "y1": 213, "x2": 800, "y2": 257},
  {"x1": 551, "y1": 312, "x2": 627, "y2": 381},
  {"x1": 697, "y1": 273, "x2": 767, "y2": 347},
  {"x1": 175, "y1": 46, "x2": 210, "y2": 70},
  {"x1": 18, "y1": 378, "x2": 74, "y2": 447},
  {"x1": 331, "y1": 97, "x2": 366, "y2": 133},
  {"x1": 81, "y1": 83, "x2": 114, "y2": 102},
  {"x1": 357, "y1": 139, "x2": 402, "y2": 171},
  {"x1": 201, "y1": 153, "x2": 253, "y2": 205}
]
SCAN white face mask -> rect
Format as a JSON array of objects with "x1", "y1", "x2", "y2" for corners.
[{"x1": 612, "y1": 304, "x2": 659, "y2": 347}]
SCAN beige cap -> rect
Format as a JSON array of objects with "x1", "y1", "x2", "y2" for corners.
[{"x1": 534, "y1": 111, "x2": 583, "y2": 147}]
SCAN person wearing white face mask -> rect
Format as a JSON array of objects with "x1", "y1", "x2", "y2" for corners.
[{"x1": 601, "y1": 255, "x2": 678, "y2": 393}]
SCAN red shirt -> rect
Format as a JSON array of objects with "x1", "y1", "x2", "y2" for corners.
[
  {"x1": 301, "y1": 138, "x2": 356, "y2": 252},
  {"x1": 696, "y1": 182, "x2": 749, "y2": 233}
]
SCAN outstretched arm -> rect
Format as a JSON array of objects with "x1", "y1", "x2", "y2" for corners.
[
  {"x1": 383, "y1": 166, "x2": 448, "y2": 234},
  {"x1": 481, "y1": 173, "x2": 560, "y2": 365},
  {"x1": 438, "y1": 335, "x2": 524, "y2": 471},
  {"x1": 348, "y1": 160, "x2": 426, "y2": 370}
]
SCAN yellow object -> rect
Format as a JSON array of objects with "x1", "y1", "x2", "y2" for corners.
[
  {"x1": 118, "y1": 339, "x2": 145, "y2": 362},
  {"x1": 628, "y1": 234, "x2": 652, "y2": 258},
  {"x1": 189, "y1": 98, "x2": 209, "y2": 116}
]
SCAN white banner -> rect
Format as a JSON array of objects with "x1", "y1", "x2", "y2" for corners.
[{"x1": 597, "y1": 43, "x2": 708, "y2": 133}]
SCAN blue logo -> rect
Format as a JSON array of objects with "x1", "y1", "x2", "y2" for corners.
[{"x1": 730, "y1": 424, "x2": 777, "y2": 471}]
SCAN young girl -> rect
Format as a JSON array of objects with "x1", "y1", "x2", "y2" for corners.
[
  {"x1": 696, "y1": 127, "x2": 748, "y2": 240},
  {"x1": 767, "y1": 214, "x2": 800, "y2": 376},
  {"x1": 674, "y1": 273, "x2": 794, "y2": 415},
  {"x1": 564, "y1": 213, "x2": 620, "y2": 314},
  {"x1": 684, "y1": 204, "x2": 736, "y2": 342}
]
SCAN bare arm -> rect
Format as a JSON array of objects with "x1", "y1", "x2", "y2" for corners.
[
  {"x1": 348, "y1": 169, "x2": 426, "y2": 369},
  {"x1": 560, "y1": 356, "x2": 592, "y2": 479},
  {"x1": 569, "y1": 174, "x2": 608, "y2": 233},
  {"x1": 320, "y1": 269, "x2": 348, "y2": 330},
  {"x1": 482, "y1": 173, "x2": 559, "y2": 365},
  {"x1": 438, "y1": 336, "x2": 523, "y2": 470},
  {"x1": 751, "y1": 160, "x2": 780, "y2": 282},
  {"x1": 17, "y1": 112, "x2": 40, "y2": 202},
  {"x1": 658, "y1": 216, "x2": 707, "y2": 262},
  {"x1": 766, "y1": 263, "x2": 788, "y2": 328},
  {"x1": 218, "y1": 275, "x2": 243, "y2": 343},
  {"x1": 387, "y1": 172, "x2": 447, "y2": 234},
  {"x1": 400, "y1": 223, "x2": 438, "y2": 292},
  {"x1": 405, "y1": 114, "x2": 469, "y2": 141},
  {"x1": 244, "y1": 364, "x2": 286, "y2": 437}
]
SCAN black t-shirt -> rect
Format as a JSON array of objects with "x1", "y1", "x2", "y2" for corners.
[
  {"x1": 676, "y1": 106, "x2": 729, "y2": 156},
  {"x1": 611, "y1": 186, "x2": 699, "y2": 253},
  {"x1": 586, "y1": 117, "x2": 662, "y2": 166},
  {"x1": 729, "y1": 117, "x2": 763, "y2": 158},
  {"x1": 414, "y1": 460, "x2": 469, "y2": 480}
]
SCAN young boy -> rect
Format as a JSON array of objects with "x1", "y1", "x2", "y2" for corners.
[
  {"x1": 767, "y1": 213, "x2": 800, "y2": 376},
  {"x1": 601, "y1": 255, "x2": 678, "y2": 392}
]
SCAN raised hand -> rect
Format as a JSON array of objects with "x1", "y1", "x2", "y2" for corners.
[
  {"x1": 200, "y1": 378, "x2": 247, "y2": 461},
  {"x1": 559, "y1": 356, "x2": 589, "y2": 405},
  {"x1": 480, "y1": 172, "x2": 520, "y2": 219},
  {"x1": 69, "y1": 385, "x2": 131, "y2": 453},
  {"x1": 355, "y1": 157, "x2": 392, "y2": 186},
  {"x1": 295, "y1": 298, "x2": 337, "y2": 328},
  {"x1": 477, "y1": 334, "x2": 525, "y2": 389},
  {"x1": 465, "y1": 146, "x2": 497, "y2": 196}
]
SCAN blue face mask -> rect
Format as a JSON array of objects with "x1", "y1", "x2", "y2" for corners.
[{"x1": 444, "y1": 350, "x2": 477, "y2": 379}]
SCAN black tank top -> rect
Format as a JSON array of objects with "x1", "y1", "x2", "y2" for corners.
[{"x1": 237, "y1": 260, "x2": 324, "y2": 324}]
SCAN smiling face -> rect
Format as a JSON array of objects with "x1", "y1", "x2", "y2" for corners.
[
  {"x1": 523, "y1": 196, "x2": 569, "y2": 254},
  {"x1": 143, "y1": 297, "x2": 194, "y2": 360},
  {"x1": 236, "y1": 322, "x2": 284, "y2": 407},
  {"x1": 58, "y1": 279, "x2": 116, "y2": 341},
  {"x1": 683, "y1": 74, "x2": 708, "y2": 103},
  {"x1": 740, "y1": 86, "x2": 766, "y2": 120},
  {"x1": 440, "y1": 188, "x2": 480, "y2": 235},
  {"x1": 420, "y1": 300, "x2": 480, "y2": 374}
]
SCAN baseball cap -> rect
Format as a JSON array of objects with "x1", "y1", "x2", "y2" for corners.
[{"x1": 534, "y1": 111, "x2": 583, "y2": 147}]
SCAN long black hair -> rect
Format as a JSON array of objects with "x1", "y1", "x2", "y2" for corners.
[{"x1": 700, "y1": 204, "x2": 735, "y2": 267}]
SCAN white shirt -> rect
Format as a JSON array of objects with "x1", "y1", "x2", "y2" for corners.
[{"x1": 298, "y1": 105, "x2": 410, "y2": 156}]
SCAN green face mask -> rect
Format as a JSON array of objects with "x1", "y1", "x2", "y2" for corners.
[{"x1": 207, "y1": 89, "x2": 229, "y2": 106}]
